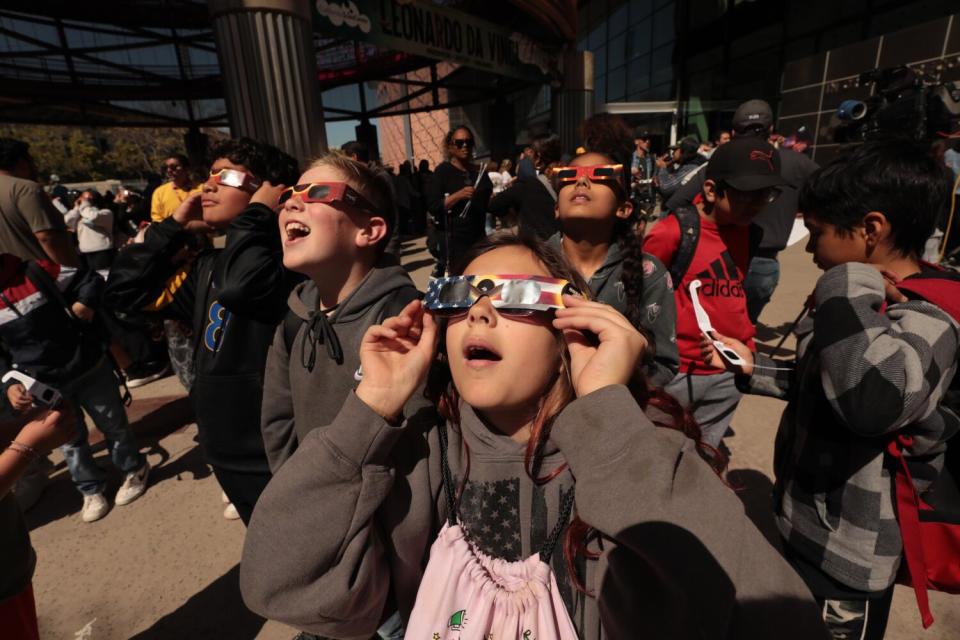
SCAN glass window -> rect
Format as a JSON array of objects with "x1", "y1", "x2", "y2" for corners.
[
  {"x1": 608, "y1": 65, "x2": 627, "y2": 101},
  {"x1": 594, "y1": 74, "x2": 607, "y2": 108},
  {"x1": 593, "y1": 45, "x2": 607, "y2": 76},
  {"x1": 630, "y1": 0, "x2": 653, "y2": 22},
  {"x1": 628, "y1": 55, "x2": 651, "y2": 94},
  {"x1": 610, "y1": 5, "x2": 629, "y2": 37},
  {"x1": 654, "y1": 0, "x2": 672, "y2": 9},
  {"x1": 608, "y1": 33, "x2": 627, "y2": 68},
  {"x1": 652, "y1": 6, "x2": 674, "y2": 49},
  {"x1": 651, "y1": 44, "x2": 673, "y2": 89},
  {"x1": 588, "y1": 22, "x2": 606, "y2": 49},
  {"x1": 628, "y1": 18, "x2": 652, "y2": 60}
]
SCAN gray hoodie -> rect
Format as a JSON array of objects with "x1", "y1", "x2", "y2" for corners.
[
  {"x1": 241, "y1": 385, "x2": 828, "y2": 640},
  {"x1": 260, "y1": 264, "x2": 421, "y2": 471}
]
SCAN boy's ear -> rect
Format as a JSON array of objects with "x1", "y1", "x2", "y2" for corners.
[
  {"x1": 615, "y1": 198, "x2": 634, "y2": 220},
  {"x1": 356, "y1": 215, "x2": 389, "y2": 249},
  {"x1": 702, "y1": 179, "x2": 719, "y2": 204},
  {"x1": 862, "y1": 211, "x2": 890, "y2": 251}
]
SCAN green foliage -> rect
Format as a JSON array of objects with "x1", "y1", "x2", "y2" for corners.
[{"x1": 0, "y1": 124, "x2": 226, "y2": 183}]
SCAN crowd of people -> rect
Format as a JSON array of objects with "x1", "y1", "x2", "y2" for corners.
[{"x1": 1, "y1": 94, "x2": 959, "y2": 640}]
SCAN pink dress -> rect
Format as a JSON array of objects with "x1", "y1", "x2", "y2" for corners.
[{"x1": 405, "y1": 421, "x2": 580, "y2": 640}]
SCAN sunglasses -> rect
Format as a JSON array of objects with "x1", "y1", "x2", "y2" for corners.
[
  {"x1": 551, "y1": 164, "x2": 625, "y2": 187},
  {"x1": 208, "y1": 168, "x2": 262, "y2": 191},
  {"x1": 452, "y1": 138, "x2": 475, "y2": 149},
  {"x1": 277, "y1": 182, "x2": 376, "y2": 213},
  {"x1": 425, "y1": 274, "x2": 583, "y2": 317}
]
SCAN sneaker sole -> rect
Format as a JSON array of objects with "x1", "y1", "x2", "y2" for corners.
[{"x1": 126, "y1": 369, "x2": 170, "y2": 389}]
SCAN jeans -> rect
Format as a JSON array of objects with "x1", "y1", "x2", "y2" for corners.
[
  {"x1": 743, "y1": 255, "x2": 780, "y2": 324},
  {"x1": 60, "y1": 358, "x2": 145, "y2": 496},
  {"x1": 663, "y1": 371, "x2": 742, "y2": 448}
]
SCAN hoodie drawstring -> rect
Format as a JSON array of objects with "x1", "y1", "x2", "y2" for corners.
[{"x1": 301, "y1": 310, "x2": 344, "y2": 371}]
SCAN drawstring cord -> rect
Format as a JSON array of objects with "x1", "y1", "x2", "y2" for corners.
[{"x1": 300, "y1": 310, "x2": 343, "y2": 371}]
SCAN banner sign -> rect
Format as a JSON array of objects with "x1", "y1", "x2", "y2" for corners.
[{"x1": 313, "y1": 0, "x2": 555, "y2": 81}]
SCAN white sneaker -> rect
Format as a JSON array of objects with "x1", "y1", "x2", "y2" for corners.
[
  {"x1": 223, "y1": 503, "x2": 241, "y2": 520},
  {"x1": 115, "y1": 462, "x2": 150, "y2": 506},
  {"x1": 82, "y1": 493, "x2": 110, "y2": 522}
]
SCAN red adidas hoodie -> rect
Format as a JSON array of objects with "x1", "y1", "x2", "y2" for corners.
[{"x1": 643, "y1": 213, "x2": 756, "y2": 374}]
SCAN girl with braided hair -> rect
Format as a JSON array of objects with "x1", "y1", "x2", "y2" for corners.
[{"x1": 547, "y1": 149, "x2": 679, "y2": 386}]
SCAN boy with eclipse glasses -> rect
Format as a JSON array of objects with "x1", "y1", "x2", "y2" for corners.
[{"x1": 105, "y1": 138, "x2": 299, "y2": 524}]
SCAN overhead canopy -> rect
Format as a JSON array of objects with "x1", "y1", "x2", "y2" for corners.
[{"x1": 0, "y1": 0, "x2": 575, "y2": 129}]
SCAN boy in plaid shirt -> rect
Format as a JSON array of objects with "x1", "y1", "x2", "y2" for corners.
[{"x1": 703, "y1": 139, "x2": 960, "y2": 639}]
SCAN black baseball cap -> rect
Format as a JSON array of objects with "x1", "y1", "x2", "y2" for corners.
[
  {"x1": 705, "y1": 136, "x2": 785, "y2": 191},
  {"x1": 669, "y1": 136, "x2": 700, "y2": 155},
  {"x1": 732, "y1": 99, "x2": 773, "y2": 135}
]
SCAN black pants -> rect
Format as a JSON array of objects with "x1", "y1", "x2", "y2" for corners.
[
  {"x1": 814, "y1": 587, "x2": 895, "y2": 640},
  {"x1": 211, "y1": 466, "x2": 272, "y2": 525}
]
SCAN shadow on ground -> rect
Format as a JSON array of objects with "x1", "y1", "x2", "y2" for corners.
[
  {"x1": 402, "y1": 258, "x2": 435, "y2": 273},
  {"x1": 129, "y1": 564, "x2": 267, "y2": 640}
]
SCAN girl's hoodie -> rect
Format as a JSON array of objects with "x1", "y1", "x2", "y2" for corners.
[{"x1": 240, "y1": 385, "x2": 828, "y2": 640}]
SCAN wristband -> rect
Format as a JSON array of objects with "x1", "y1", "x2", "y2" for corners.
[{"x1": 7, "y1": 441, "x2": 39, "y2": 460}]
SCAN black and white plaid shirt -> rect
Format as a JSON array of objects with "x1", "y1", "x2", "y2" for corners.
[{"x1": 740, "y1": 262, "x2": 960, "y2": 592}]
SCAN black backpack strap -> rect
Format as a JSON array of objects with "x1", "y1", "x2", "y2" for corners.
[
  {"x1": 668, "y1": 206, "x2": 701, "y2": 290},
  {"x1": 748, "y1": 223, "x2": 764, "y2": 261}
]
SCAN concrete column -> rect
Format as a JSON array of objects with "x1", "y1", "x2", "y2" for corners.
[
  {"x1": 553, "y1": 50, "x2": 594, "y2": 153},
  {"x1": 209, "y1": 0, "x2": 327, "y2": 164}
]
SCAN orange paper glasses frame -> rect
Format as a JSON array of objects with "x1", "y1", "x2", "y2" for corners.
[
  {"x1": 550, "y1": 164, "x2": 625, "y2": 186},
  {"x1": 277, "y1": 182, "x2": 377, "y2": 215}
]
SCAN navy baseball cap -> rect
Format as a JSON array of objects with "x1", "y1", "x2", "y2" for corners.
[{"x1": 705, "y1": 136, "x2": 786, "y2": 191}]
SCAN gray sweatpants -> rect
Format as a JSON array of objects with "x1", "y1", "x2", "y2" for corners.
[{"x1": 663, "y1": 371, "x2": 742, "y2": 448}]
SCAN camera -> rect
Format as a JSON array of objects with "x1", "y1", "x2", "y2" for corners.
[
  {"x1": 833, "y1": 66, "x2": 960, "y2": 143},
  {"x1": 2, "y1": 370, "x2": 62, "y2": 408}
]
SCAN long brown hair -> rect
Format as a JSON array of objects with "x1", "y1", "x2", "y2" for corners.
[{"x1": 424, "y1": 233, "x2": 726, "y2": 593}]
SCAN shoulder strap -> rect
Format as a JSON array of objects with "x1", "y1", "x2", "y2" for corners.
[
  {"x1": 668, "y1": 206, "x2": 700, "y2": 290},
  {"x1": 536, "y1": 173, "x2": 558, "y2": 202}
]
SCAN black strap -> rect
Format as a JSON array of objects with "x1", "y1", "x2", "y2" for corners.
[
  {"x1": 668, "y1": 206, "x2": 700, "y2": 290},
  {"x1": 435, "y1": 415, "x2": 576, "y2": 559}
]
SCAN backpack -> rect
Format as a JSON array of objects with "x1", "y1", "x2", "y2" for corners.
[
  {"x1": 281, "y1": 286, "x2": 422, "y2": 353},
  {"x1": 665, "y1": 205, "x2": 763, "y2": 290},
  {"x1": 886, "y1": 268, "x2": 960, "y2": 628}
]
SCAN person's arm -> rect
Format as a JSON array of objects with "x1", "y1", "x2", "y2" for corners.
[
  {"x1": 641, "y1": 256, "x2": 680, "y2": 385},
  {"x1": 664, "y1": 167, "x2": 705, "y2": 212},
  {"x1": 657, "y1": 166, "x2": 685, "y2": 197},
  {"x1": 16, "y1": 183, "x2": 79, "y2": 267},
  {"x1": 1, "y1": 409, "x2": 76, "y2": 497},
  {"x1": 241, "y1": 392, "x2": 413, "y2": 637},
  {"x1": 212, "y1": 201, "x2": 292, "y2": 324},
  {"x1": 551, "y1": 385, "x2": 829, "y2": 640},
  {"x1": 103, "y1": 216, "x2": 197, "y2": 323},
  {"x1": 260, "y1": 325, "x2": 298, "y2": 472},
  {"x1": 486, "y1": 180, "x2": 522, "y2": 215},
  {"x1": 815, "y1": 263, "x2": 960, "y2": 436}
]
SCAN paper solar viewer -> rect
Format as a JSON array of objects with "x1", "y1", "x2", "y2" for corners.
[{"x1": 688, "y1": 280, "x2": 749, "y2": 368}]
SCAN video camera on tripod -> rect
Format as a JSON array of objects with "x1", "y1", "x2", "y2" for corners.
[{"x1": 833, "y1": 66, "x2": 960, "y2": 143}]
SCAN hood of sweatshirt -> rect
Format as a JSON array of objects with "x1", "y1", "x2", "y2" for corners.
[{"x1": 287, "y1": 264, "x2": 418, "y2": 324}]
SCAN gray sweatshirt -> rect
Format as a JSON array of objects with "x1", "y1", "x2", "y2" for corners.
[
  {"x1": 241, "y1": 385, "x2": 827, "y2": 640},
  {"x1": 260, "y1": 265, "x2": 421, "y2": 471}
]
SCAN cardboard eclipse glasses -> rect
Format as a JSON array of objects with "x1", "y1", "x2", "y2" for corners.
[
  {"x1": 425, "y1": 275, "x2": 584, "y2": 316},
  {"x1": 277, "y1": 182, "x2": 376, "y2": 214},
  {"x1": 551, "y1": 164, "x2": 625, "y2": 187},
  {"x1": 208, "y1": 168, "x2": 261, "y2": 191}
]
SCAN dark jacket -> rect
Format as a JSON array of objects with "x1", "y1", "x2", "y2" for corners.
[
  {"x1": 241, "y1": 386, "x2": 828, "y2": 640},
  {"x1": 0, "y1": 255, "x2": 104, "y2": 389},
  {"x1": 105, "y1": 205, "x2": 296, "y2": 472},
  {"x1": 260, "y1": 266, "x2": 423, "y2": 471},
  {"x1": 487, "y1": 174, "x2": 558, "y2": 239},
  {"x1": 425, "y1": 161, "x2": 491, "y2": 241}
]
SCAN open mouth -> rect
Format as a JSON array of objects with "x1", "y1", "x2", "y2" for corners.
[
  {"x1": 570, "y1": 190, "x2": 591, "y2": 203},
  {"x1": 463, "y1": 340, "x2": 502, "y2": 366},
  {"x1": 284, "y1": 220, "x2": 311, "y2": 242}
]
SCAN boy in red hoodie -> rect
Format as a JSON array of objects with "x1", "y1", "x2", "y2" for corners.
[{"x1": 644, "y1": 136, "x2": 784, "y2": 447}]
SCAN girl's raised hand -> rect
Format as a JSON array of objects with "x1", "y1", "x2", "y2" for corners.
[
  {"x1": 356, "y1": 300, "x2": 438, "y2": 422},
  {"x1": 553, "y1": 295, "x2": 648, "y2": 398}
]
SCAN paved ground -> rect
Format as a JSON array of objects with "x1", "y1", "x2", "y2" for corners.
[{"x1": 24, "y1": 236, "x2": 959, "y2": 639}]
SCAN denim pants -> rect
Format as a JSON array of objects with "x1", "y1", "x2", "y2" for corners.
[
  {"x1": 743, "y1": 255, "x2": 780, "y2": 324},
  {"x1": 60, "y1": 358, "x2": 145, "y2": 495}
]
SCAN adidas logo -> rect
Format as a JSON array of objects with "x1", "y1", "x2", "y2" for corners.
[{"x1": 694, "y1": 251, "x2": 746, "y2": 298}]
